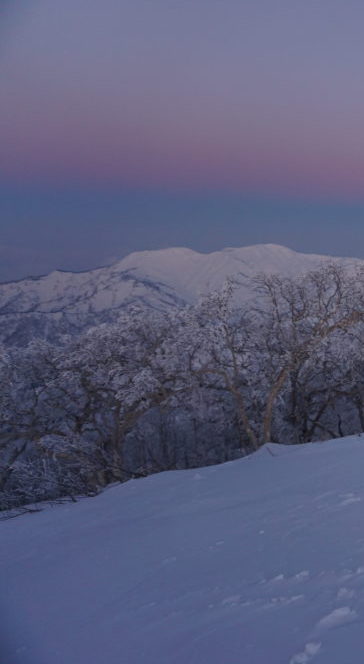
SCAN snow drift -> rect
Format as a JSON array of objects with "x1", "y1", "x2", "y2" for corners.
[{"x1": 2, "y1": 436, "x2": 364, "y2": 664}]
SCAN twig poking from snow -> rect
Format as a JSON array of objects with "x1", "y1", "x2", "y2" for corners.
[{"x1": 0, "y1": 506, "x2": 43, "y2": 521}]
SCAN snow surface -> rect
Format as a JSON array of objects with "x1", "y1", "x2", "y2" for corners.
[{"x1": 2, "y1": 436, "x2": 364, "y2": 663}]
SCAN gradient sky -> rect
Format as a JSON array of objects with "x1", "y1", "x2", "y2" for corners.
[{"x1": 1, "y1": 1, "x2": 364, "y2": 280}]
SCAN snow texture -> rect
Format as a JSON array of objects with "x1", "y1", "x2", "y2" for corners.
[{"x1": 2, "y1": 436, "x2": 364, "y2": 663}]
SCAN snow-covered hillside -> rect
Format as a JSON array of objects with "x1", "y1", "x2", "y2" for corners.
[
  {"x1": 0, "y1": 243, "x2": 360, "y2": 345},
  {"x1": 0, "y1": 244, "x2": 350, "y2": 313},
  {"x1": 2, "y1": 436, "x2": 364, "y2": 664}
]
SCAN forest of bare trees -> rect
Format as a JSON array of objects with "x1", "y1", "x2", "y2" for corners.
[{"x1": 2, "y1": 264, "x2": 364, "y2": 510}]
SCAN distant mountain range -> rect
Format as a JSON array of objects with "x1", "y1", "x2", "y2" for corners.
[{"x1": 0, "y1": 244, "x2": 360, "y2": 345}]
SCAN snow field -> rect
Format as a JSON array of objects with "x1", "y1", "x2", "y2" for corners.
[{"x1": 2, "y1": 436, "x2": 364, "y2": 663}]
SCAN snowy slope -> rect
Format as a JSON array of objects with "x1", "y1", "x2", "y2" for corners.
[
  {"x1": 117, "y1": 243, "x2": 343, "y2": 301},
  {"x1": 2, "y1": 436, "x2": 364, "y2": 664},
  {"x1": 0, "y1": 244, "x2": 352, "y2": 314},
  {"x1": 1, "y1": 243, "x2": 360, "y2": 345}
]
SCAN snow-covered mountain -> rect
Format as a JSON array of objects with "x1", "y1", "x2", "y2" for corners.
[
  {"x1": 0, "y1": 244, "x2": 360, "y2": 345},
  {"x1": 2, "y1": 435, "x2": 364, "y2": 663}
]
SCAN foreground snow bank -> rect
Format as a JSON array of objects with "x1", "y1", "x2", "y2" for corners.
[{"x1": 2, "y1": 437, "x2": 364, "y2": 664}]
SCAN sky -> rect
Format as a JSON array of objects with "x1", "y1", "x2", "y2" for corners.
[{"x1": 1, "y1": 1, "x2": 364, "y2": 280}]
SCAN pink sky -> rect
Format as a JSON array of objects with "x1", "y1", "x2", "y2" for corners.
[{"x1": 1, "y1": 0, "x2": 364, "y2": 198}]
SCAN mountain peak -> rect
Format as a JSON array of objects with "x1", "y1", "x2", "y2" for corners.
[{"x1": 0, "y1": 243, "x2": 358, "y2": 345}]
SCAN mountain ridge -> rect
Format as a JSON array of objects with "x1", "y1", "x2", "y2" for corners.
[
  {"x1": 1, "y1": 243, "x2": 361, "y2": 345},
  {"x1": 0, "y1": 243, "x2": 348, "y2": 286}
]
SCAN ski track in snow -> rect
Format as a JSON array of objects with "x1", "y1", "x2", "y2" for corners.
[{"x1": 2, "y1": 436, "x2": 364, "y2": 663}]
